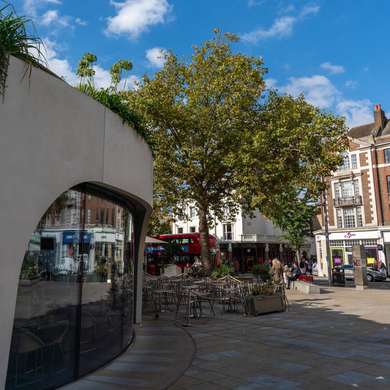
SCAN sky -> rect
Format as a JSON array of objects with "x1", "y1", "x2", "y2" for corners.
[{"x1": 9, "y1": 0, "x2": 390, "y2": 127}]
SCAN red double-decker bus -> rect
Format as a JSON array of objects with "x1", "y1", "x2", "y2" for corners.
[{"x1": 145, "y1": 233, "x2": 218, "y2": 275}]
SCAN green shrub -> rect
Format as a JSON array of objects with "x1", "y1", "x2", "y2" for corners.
[
  {"x1": 0, "y1": 3, "x2": 44, "y2": 97},
  {"x1": 252, "y1": 263, "x2": 271, "y2": 282},
  {"x1": 211, "y1": 262, "x2": 233, "y2": 279}
]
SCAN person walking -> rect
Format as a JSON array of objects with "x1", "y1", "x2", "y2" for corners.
[
  {"x1": 283, "y1": 263, "x2": 292, "y2": 287},
  {"x1": 270, "y1": 258, "x2": 283, "y2": 285}
]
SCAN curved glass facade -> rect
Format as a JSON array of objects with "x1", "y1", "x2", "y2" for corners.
[{"x1": 6, "y1": 186, "x2": 136, "y2": 389}]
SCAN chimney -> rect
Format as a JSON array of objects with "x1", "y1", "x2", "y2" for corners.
[{"x1": 374, "y1": 104, "x2": 386, "y2": 130}]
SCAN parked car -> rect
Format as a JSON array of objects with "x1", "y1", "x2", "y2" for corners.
[{"x1": 340, "y1": 264, "x2": 387, "y2": 282}]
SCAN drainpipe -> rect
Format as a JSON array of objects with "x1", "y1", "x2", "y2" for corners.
[{"x1": 322, "y1": 182, "x2": 332, "y2": 286}]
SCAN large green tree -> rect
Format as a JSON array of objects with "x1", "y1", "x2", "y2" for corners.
[
  {"x1": 130, "y1": 31, "x2": 267, "y2": 270},
  {"x1": 129, "y1": 31, "x2": 347, "y2": 271}
]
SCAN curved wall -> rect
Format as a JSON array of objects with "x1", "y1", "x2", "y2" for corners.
[{"x1": 0, "y1": 56, "x2": 153, "y2": 389}]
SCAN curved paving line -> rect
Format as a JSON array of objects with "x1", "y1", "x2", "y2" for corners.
[{"x1": 163, "y1": 323, "x2": 198, "y2": 390}]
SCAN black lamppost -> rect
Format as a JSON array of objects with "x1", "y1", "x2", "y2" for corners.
[{"x1": 322, "y1": 180, "x2": 333, "y2": 287}]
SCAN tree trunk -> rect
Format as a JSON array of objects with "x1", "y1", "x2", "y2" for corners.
[
  {"x1": 198, "y1": 206, "x2": 211, "y2": 272},
  {"x1": 296, "y1": 248, "x2": 301, "y2": 264}
]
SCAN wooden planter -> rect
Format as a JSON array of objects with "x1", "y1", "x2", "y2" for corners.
[{"x1": 245, "y1": 294, "x2": 285, "y2": 316}]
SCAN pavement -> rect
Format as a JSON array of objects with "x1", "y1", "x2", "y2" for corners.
[{"x1": 66, "y1": 286, "x2": 390, "y2": 390}]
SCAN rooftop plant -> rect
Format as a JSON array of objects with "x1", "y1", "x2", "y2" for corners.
[
  {"x1": 0, "y1": 3, "x2": 45, "y2": 98},
  {"x1": 76, "y1": 53, "x2": 147, "y2": 142}
]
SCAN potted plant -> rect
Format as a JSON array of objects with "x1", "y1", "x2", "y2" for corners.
[{"x1": 245, "y1": 282, "x2": 285, "y2": 315}]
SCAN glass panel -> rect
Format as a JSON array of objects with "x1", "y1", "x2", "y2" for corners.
[
  {"x1": 7, "y1": 187, "x2": 136, "y2": 389},
  {"x1": 385, "y1": 149, "x2": 390, "y2": 164},
  {"x1": 6, "y1": 191, "x2": 81, "y2": 390},
  {"x1": 336, "y1": 209, "x2": 343, "y2": 228},
  {"x1": 78, "y1": 194, "x2": 134, "y2": 376},
  {"x1": 351, "y1": 154, "x2": 357, "y2": 169},
  {"x1": 338, "y1": 153, "x2": 350, "y2": 171},
  {"x1": 343, "y1": 207, "x2": 356, "y2": 228},
  {"x1": 341, "y1": 181, "x2": 354, "y2": 197}
]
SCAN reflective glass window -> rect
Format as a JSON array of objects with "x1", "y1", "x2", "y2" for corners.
[{"x1": 6, "y1": 187, "x2": 136, "y2": 389}]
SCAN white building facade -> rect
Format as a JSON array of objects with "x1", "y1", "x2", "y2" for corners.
[{"x1": 174, "y1": 206, "x2": 314, "y2": 270}]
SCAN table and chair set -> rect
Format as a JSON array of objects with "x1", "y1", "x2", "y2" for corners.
[{"x1": 143, "y1": 274, "x2": 284, "y2": 325}]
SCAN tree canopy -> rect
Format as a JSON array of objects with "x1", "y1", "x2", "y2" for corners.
[
  {"x1": 129, "y1": 30, "x2": 268, "y2": 269},
  {"x1": 127, "y1": 31, "x2": 347, "y2": 269}
]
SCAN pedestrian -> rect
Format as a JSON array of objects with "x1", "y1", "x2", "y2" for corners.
[
  {"x1": 283, "y1": 263, "x2": 292, "y2": 287},
  {"x1": 379, "y1": 262, "x2": 387, "y2": 275},
  {"x1": 287, "y1": 261, "x2": 301, "y2": 289},
  {"x1": 270, "y1": 258, "x2": 283, "y2": 285}
]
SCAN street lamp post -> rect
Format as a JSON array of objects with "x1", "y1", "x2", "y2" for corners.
[{"x1": 322, "y1": 183, "x2": 332, "y2": 287}]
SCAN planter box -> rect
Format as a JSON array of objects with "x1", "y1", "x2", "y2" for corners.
[{"x1": 245, "y1": 294, "x2": 285, "y2": 316}]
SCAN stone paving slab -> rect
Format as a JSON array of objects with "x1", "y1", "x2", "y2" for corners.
[
  {"x1": 62, "y1": 321, "x2": 195, "y2": 390},
  {"x1": 65, "y1": 287, "x2": 390, "y2": 389}
]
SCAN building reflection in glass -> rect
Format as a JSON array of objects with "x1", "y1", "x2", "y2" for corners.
[{"x1": 6, "y1": 187, "x2": 135, "y2": 390}]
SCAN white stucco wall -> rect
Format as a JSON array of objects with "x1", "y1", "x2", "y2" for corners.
[{"x1": 0, "y1": 57, "x2": 153, "y2": 388}]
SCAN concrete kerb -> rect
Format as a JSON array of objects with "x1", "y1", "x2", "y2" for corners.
[{"x1": 291, "y1": 280, "x2": 322, "y2": 294}]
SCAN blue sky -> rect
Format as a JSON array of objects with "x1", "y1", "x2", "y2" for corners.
[{"x1": 9, "y1": 0, "x2": 390, "y2": 127}]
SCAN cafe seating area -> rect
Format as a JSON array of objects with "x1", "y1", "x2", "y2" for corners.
[{"x1": 143, "y1": 274, "x2": 287, "y2": 325}]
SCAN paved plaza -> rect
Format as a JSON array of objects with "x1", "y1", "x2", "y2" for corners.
[{"x1": 66, "y1": 286, "x2": 390, "y2": 390}]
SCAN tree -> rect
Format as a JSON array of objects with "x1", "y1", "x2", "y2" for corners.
[
  {"x1": 147, "y1": 196, "x2": 173, "y2": 236},
  {"x1": 129, "y1": 30, "x2": 267, "y2": 270},
  {"x1": 128, "y1": 32, "x2": 347, "y2": 272},
  {"x1": 245, "y1": 93, "x2": 348, "y2": 257},
  {"x1": 270, "y1": 192, "x2": 317, "y2": 261}
]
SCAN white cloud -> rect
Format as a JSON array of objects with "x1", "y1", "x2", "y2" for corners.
[
  {"x1": 320, "y1": 62, "x2": 345, "y2": 74},
  {"x1": 106, "y1": 0, "x2": 172, "y2": 39},
  {"x1": 242, "y1": 16, "x2": 296, "y2": 43},
  {"x1": 265, "y1": 78, "x2": 278, "y2": 89},
  {"x1": 146, "y1": 47, "x2": 167, "y2": 68},
  {"x1": 336, "y1": 99, "x2": 373, "y2": 127},
  {"x1": 23, "y1": 0, "x2": 61, "y2": 16},
  {"x1": 75, "y1": 17, "x2": 87, "y2": 26},
  {"x1": 242, "y1": 4, "x2": 320, "y2": 43},
  {"x1": 41, "y1": 39, "x2": 78, "y2": 85},
  {"x1": 299, "y1": 4, "x2": 320, "y2": 17},
  {"x1": 248, "y1": 0, "x2": 266, "y2": 6},
  {"x1": 345, "y1": 80, "x2": 358, "y2": 89},
  {"x1": 281, "y1": 75, "x2": 339, "y2": 109},
  {"x1": 277, "y1": 73, "x2": 373, "y2": 127},
  {"x1": 40, "y1": 9, "x2": 69, "y2": 27}
]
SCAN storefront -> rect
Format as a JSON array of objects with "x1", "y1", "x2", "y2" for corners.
[{"x1": 316, "y1": 230, "x2": 386, "y2": 273}]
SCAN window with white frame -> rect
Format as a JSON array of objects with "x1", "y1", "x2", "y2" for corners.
[
  {"x1": 334, "y1": 179, "x2": 359, "y2": 199},
  {"x1": 338, "y1": 153, "x2": 358, "y2": 171},
  {"x1": 223, "y1": 223, "x2": 233, "y2": 240},
  {"x1": 336, "y1": 209, "x2": 343, "y2": 228},
  {"x1": 177, "y1": 227, "x2": 183, "y2": 234},
  {"x1": 190, "y1": 226, "x2": 196, "y2": 233},
  {"x1": 351, "y1": 154, "x2": 357, "y2": 169},
  {"x1": 343, "y1": 208, "x2": 355, "y2": 228},
  {"x1": 335, "y1": 207, "x2": 363, "y2": 228},
  {"x1": 189, "y1": 206, "x2": 196, "y2": 219}
]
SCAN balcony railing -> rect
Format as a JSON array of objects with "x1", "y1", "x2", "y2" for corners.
[{"x1": 333, "y1": 195, "x2": 362, "y2": 207}]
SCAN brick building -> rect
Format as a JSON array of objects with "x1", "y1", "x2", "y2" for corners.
[{"x1": 314, "y1": 104, "x2": 390, "y2": 276}]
